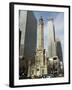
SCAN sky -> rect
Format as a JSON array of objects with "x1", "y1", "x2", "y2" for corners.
[{"x1": 33, "y1": 11, "x2": 64, "y2": 55}]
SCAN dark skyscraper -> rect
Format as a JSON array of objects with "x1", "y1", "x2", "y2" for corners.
[
  {"x1": 19, "y1": 10, "x2": 37, "y2": 78},
  {"x1": 19, "y1": 10, "x2": 37, "y2": 60},
  {"x1": 56, "y1": 39, "x2": 63, "y2": 62},
  {"x1": 24, "y1": 11, "x2": 37, "y2": 60}
]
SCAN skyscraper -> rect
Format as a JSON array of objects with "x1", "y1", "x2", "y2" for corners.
[
  {"x1": 47, "y1": 18, "x2": 56, "y2": 57},
  {"x1": 37, "y1": 16, "x2": 44, "y2": 49},
  {"x1": 55, "y1": 39, "x2": 64, "y2": 76},
  {"x1": 19, "y1": 10, "x2": 37, "y2": 78},
  {"x1": 47, "y1": 18, "x2": 64, "y2": 76},
  {"x1": 19, "y1": 10, "x2": 37, "y2": 59},
  {"x1": 56, "y1": 39, "x2": 63, "y2": 62},
  {"x1": 36, "y1": 16, "x2": 44, "y2": 66},
  {"x1": 30, "y1": 17, "x2": 47, "y2": 77},
  {"x1": 27, "y1": 17, "x2": 47, "y2": 78}
]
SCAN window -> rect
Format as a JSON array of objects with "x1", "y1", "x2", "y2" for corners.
[{"x1": 42, "y1": 69, "x2": 44, "y2": 74}]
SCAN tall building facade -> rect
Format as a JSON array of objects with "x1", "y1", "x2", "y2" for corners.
[
  {"x1": 19, "y1": 10, "x2": 37, "y2": 78},
  {"x1": 47, "y1": 18, "x2": 56, "y2": 57},
  {"x1": 56, "y1": 39, "x2": 63, "y2": 62},
  {"x1": 47, "y1": 18, "x2": 62, "y2": 76},
  {"x1": 37, "y1": 16, "x2": 44, "y2": 49},
  {"x1": 55, "y1": 39, "x2": 64, "y2": 76},
  {"x1": 35, "y1": 17, "x2": 47, "y2": 76},
  {"x1": 19, "y1": 10, "x2": 37, "y2": 59},
  {"x1": 28, "y1": 17, "x2": 47, "y2": 78}
]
